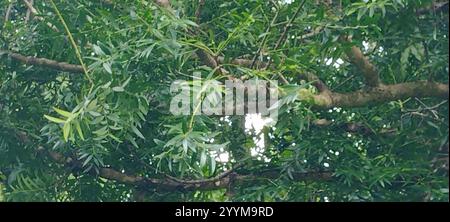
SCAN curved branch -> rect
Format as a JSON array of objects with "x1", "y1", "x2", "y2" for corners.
[
  {"x1": 342, "y1": 37, "x2": 381, "y2": 87},
  {"x1": 4, "y1": 3, "x2": 13, "y2": 24},
  {"x1": 296, "y1": 71, "x2": 330, "y2": 92}
]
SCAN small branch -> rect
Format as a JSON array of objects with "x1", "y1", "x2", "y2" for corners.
[
  {"x1": 297, "y1": 71, "x2": 330, "y2": 93},
  {"x1": 49, "y1": 0, "x2": 92, "y2": 86},
  {"x1": 22, "y1": 0, "x2": 60, "y2": 32},
  {"x1": 264, "y1": 0, "x2": 307, "y2": 69},
  {"x1": 1, "y1": 50, "x2": 84, "y2": 73},
  {"x1": 297, "y1": 26, "x2": 324, "y2": 41},
  {"x1": 25, "y1": 0, "x2": 33, "y2": 23},
  {"x1": 416, "y1": 1, "x2": 449, "y2": 15},
  {"x1": 250, "y1": 9, "x2": 280, "y2": 69},
  {"x1": 342, "y1": 36, "x2": 381, "y2": 87},
  {"x1": 195, "y1": 0, "x2": 205, "y2": 22},
  {"x1": 313, "y1": 119, "x2": 397, "y2": 136},
  {"x1": 272, "y1": 0, "x2": 307, "y2": 56},
  {"x1": 217, "y1": 56, "x2": 264, "y2": 68},
  {"x1": 262, "y1": 0, "x2": 307, "y2": 83},
  {"x1": 155, "y1": 0, "x2": 171, "y2": 7},
  {"x1": 166, "y1": 163, "x2": 245, "y2": 185},
  {"x1": 4, "y1": 3, "x2": 13, "y2": 24}
]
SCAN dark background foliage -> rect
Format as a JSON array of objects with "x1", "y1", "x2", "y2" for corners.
[{"x1": 0, "y1": 0, "x2": 448, "y2": 202}]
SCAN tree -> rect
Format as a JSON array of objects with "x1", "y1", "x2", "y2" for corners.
[{"x1": 0, "y1": 0, "x2": 448, "y2": 202}]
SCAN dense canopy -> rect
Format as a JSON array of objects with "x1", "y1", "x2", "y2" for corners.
[{"x1": 0, "y1": 0, "x2": 448, "y2": 202}]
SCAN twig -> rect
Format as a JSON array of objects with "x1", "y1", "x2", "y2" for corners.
[
  {"x1": 22, "y1": 0, "x2": 60, "y2": 32},
  {"x1": 264, "y1": 0, "x2": 307, "y2": 70},
  {"x1": 250, "y1": 9, "x2": 280, "y2": 69},
  {"x1": 167, "y1": 163, "x2": 245, "y2": 185},
  {"x1": 195, "y1": 0, "x2": 206, "y2": 22},
  {"x1": 49, "y1": 0, "x2": 93, "y2": 91},
  {"x1": 25, "y1": 0, "x2": 33, "y2": 23},
  {"x1": 4, "y1": 3, "x2": 13, "y2": 26},
  {"x1": 263, "y1": 0, "x2": 307, "y2": 84},
  {"x1": 332, "y1": 75, "x2": 355, "y2": 91}
]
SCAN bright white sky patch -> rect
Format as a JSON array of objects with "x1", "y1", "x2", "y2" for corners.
[
  {"x1": 217, "y1": 152, "x2": 229, "y2": 163},
  {"x1": 363, "y1": 41, "x2": 370, "y2": 51},
  {"x1": 245, "y1": 114, "x2": 272, "y2": 162},
  {"x1": 279, "y1": 0, "x2": 294, "y2": 5},
  {"x1": 325, "y1": 58, "x2": 345, "y2": 69}
]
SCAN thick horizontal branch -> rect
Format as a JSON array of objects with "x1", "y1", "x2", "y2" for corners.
[
  {"x1": 309, "y1": 81, "x2": 449, "y2": 109},
  {"x1": 0, "y1": 50, "x2": 84, "y2": 73},
  {"x1": 36, "y1": 147, "x2": 332, "y2": 192}
]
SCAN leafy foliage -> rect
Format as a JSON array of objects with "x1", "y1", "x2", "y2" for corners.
[{"x1": 0, "y1": 0, "x2": 448, "y2": 202}]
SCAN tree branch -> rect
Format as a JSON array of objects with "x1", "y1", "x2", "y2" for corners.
[
  {"x1": 416, "y1": 1, "x2": 449, "y2": 15},
  {"x1": 155, "y1": 0, "x2": 171, "y2": 8},
  {"x1": 296, "y1": 71, "x2": 330, "y2": 93},
  {"x1": 342, "y1": 37, "x2": 381, "y2": 87},
  {"x1": 195, "y1": 0, "x2": 206, "y2": 22},
  {"x1": 308, "y1": 81, "x2": 449, "y2": 109},
  {"x1": 36, "y1": 146, "x2": 332, "y2": 192},
  {"x1": 4, "y1": 3, "x2": 13, "y2": 24},
  {"x1": 24, "y1": 0, "x2": 33, "y2": 23},
  {"x1": 0, "y1": 50, "x2": 84, "y2": 73},
  {"x1": 22, "y1": 0, "x2": 60, "y2": 32}
]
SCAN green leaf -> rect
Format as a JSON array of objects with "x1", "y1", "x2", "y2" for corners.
[
  {"x1": 183, "y1": 19, "x2": 199, "y2": 27},
  {"x1": 122, "y1": 76, "x2": 132, "y2": 88},
  {"x1": 200, "y1": 151, "x2": 207, "y2": 167},
  {"x1": 44, "y1": 115, "x2": 66, "y2": 124},
  {"x1": 369, "y1": 6, "x2": 375, "y2": 17},
  {"x1": 210, "y1": 157, "x2": 216, "y2": 173},
  {"x1": 74, "y1": 121, "x2": 85, "y2": 141},
  {"x1": 380, "y1": 5, "x2": 386, "y2": 17},
  {"x1": 112, "y1": 86, "x2": 124, "y2": 92},
  {"x1": 93, "y1": 126, "x2": 108, "y2": 136},
  {"x1": 131, "y1": 125, "x2": 145, "y2": 139},
  {"x1": 357, "y1": 7, "x2": 368, "y2": 20},
  {"x1": 108, "y1": 134, "x2": 123, "y2": 143},
  {"x1": 103, "y1": 62, "x2": 112, "y2": 74},
  {"x1": 82, "y1": 155, "x2": 93, "y2": 167},
  {"x1": 92, "y1": 44, "x2": 105, "y2": 56},
  {"x1": 63, "y1": 122, "x2": 71, "y2": 142},
  {"x1": 182, "y1": 139, "x2": 188, "y2": 153},
  {"x1": 53, "y1": 107, "x2": 73, "y2": 118}
]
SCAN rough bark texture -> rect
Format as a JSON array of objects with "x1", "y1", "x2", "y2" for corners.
[
  {"x1": 343, "y1": 38, "x2": 381, "y2": 87},
  {"x1": 2, "y1": 0, "x2": 449, "y2": 195},
  {"x1": 310, "y1": 81, "x2": 449, "y2": 109},
  {"x1": 36, "y1": 147, "x2": 332, "y2": 192},
  {"x1": 1, "y1": 50, "x2": 84, "y2": 73}
]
